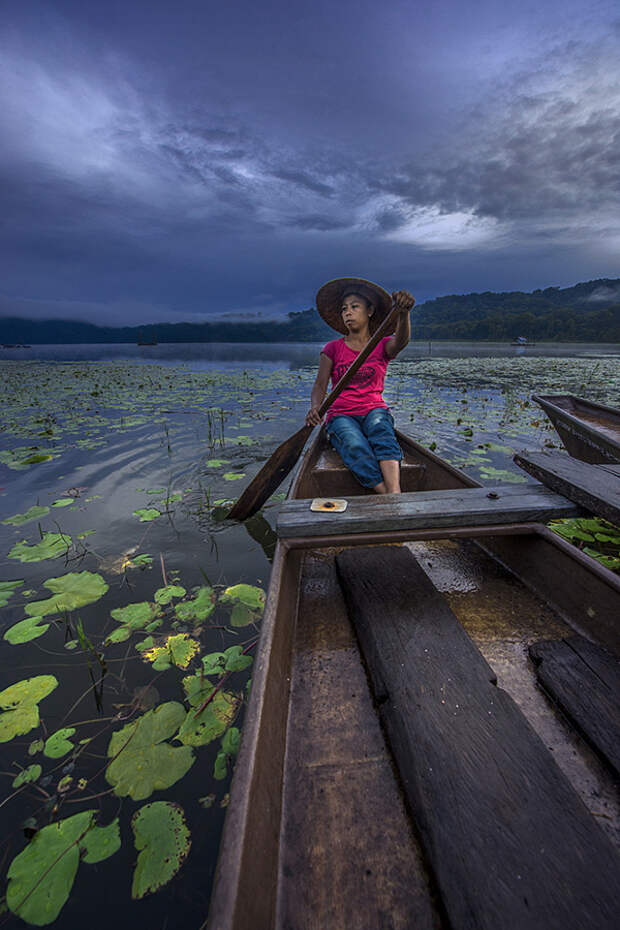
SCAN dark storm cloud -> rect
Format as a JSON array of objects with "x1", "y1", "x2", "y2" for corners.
[{"x1": 1, "y1": 0, "x2": 619, "y2": 323}]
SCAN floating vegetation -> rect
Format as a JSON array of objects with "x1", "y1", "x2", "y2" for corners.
[
  {"x1": 43, "y1": 727, "x2": 77, "y2": 758},
  {"x1": 220, "y1": 583, "x2": 266, "y2": 627},
  {"x1": 12, "y1": 764, "x2": 42, "y2": 788},
  {"x1": 548, "y1": 517, "x2": 620, "y2": 572},
  {"x1": 9, "y1": 532, "x2": 72, "y2": 563},
  {"x1": 6, "y1": 811, "x2": 120, "y2": 925},
  {"x1": 24, "y1": 571, "x2": 109, "y2": 618},
  {"x1": 154, "y1": 584, "x2": 187, "y2": 605},
  {"x1": 132, "y1": 508, "x2": 161, "y2": 522},
  {"x1": 105, "y1": 702, "x2": 195, "y2": 800},
  {"x1": 131, "y1": 802, "x2": 191, "y2": 899},
  {"x1": 4, "y1": 616, "x2": 51, "y2": 645},
  {"x1": 0, "y1": 579, "x2": 24, "y2": 607},
  {"x1": 2, "y1": 505, "x2": 50, "y2": 526},
  {"x1": 174, "y1": 586, "x2": 216, "y2": 623},
  {"x1": 0, "y1": 675, "x2": 58, "y2": 742},
  {"x1": 142, "y1": 633, "x2": 201, "y2": 670}
]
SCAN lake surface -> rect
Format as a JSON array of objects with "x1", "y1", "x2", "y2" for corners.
[
  {"x1": 1, "y1": 340, "x2": 619, "y2": 366},
  {"x1": 1, "y1": 344, "x2": 618, "y2": 928}
]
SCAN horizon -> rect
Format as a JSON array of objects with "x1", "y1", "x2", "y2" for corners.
[{"x1": 2, "y1": 1, "x2": 619, "y2": 326}]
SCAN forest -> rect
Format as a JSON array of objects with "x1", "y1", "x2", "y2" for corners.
[{"x1": 1, "y1": 278, "x2": 619, "y2": 343}]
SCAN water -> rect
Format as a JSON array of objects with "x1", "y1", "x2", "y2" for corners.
[
  {"x1": 1, "y1": 340, "x2": 619, "y2": 366},
  {"x1": 0, "y1": 344, "x2": 618, "y2": 928}
]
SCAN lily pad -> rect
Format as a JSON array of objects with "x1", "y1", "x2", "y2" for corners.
[
  {"x1": 9, "y1": 532, "x2": 72, "y2": 563},
  {"x1": 2, "y1": 506, "x2": 50, "y2": 526},
  {"x1": 80, "y1": 818, "x2": 121, "y2": 864},
  {"x1": 220, "y1": 583, "x2": 265, "y2": 627},
  {"x1": 25, "y1": 572, "x2": 109, "y2": 618},
  {"x1": 4, "y1": 616, "x2": 51, "y2": 645},
  {"x1": 12, "y1": 764, "x2": 42, "y2": 788},
  {"x1": 205, "y1": 459, "x2": 230, "y2": 468},
  {"x1": 214, "y1": 726, "x2": 241, "y2": 780},
  {"x1": 222, "y1": 472, "x2": 246, "y2": 481},
  {"x1": 52, "y1": 498, "x2": 74, "y2": 508},
  {"x1": 174, "y1": 586, "x2": 216, "y2": 623},
  {"x1": 44, "y1": 727, "x2": 76, "y2": 759},
  {"x1": 131, "y1": 801, "x2": 191, "y2": 899},
  {"x1": 143, "y1": 633, "x2": 200, "y2": 670},
  {"x1": 154, "y1": 585, "x2": 187, "y2": 605},
  {"x1": 223, "y1": 645, "x2": 254, "y2": 672},
  {"x1": 176, "y1": 686, "x2": 238, "y2": 747},
  {"x1": 0, "y1": 675, "x2": 58, "y2": 743},
  {"x1": 132, "y1": 508, "x2": 161, "y2": 522},
  {"x1": 0, "y1": 579, "x2": 25, "y2": 607},
  {"x1": 201, "y1": 652, "x2": 226, "y2": 676},
  {"x1": 105, "y1": 702, "x2": 195, "y2": 800},
  {"x1": 6, "y1": 810, "x2": 95, "y2": 925},
  {"x1": 110, "y1": 602, "x2": 162, "y2": 629}
]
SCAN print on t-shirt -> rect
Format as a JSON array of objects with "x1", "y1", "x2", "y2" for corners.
[{"x1": 333, "y1": 362, "x2": 376, "y2": 389}]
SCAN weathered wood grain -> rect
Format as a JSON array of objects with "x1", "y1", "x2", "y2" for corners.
[
  {"x1": 336, "y1": 545, "x2": 620, "y2": 930},
  {"x1": 529, "y1": 634, "x2": 620, "y2": 775},
  {"x1": 514, "y1": 450, "x2": 620, "y2": 525},
  {"x1": 277, "y1": 483, "x2": 580, "y2": 538},
  {"x1": 276, "y1": 552, "x2": 437, "y2": 930}
]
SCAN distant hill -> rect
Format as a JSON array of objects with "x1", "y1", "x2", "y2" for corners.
[
  {"x1": 1, "y1": 278, "x2": 619, "y2": 343},
  {"x1": 412, "y1": 278, "x2": 620, "y2": 341}
]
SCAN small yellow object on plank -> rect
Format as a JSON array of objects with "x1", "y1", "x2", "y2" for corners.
[{"x1": 310, "y1": 498, "x2": 348, "y2": 513}]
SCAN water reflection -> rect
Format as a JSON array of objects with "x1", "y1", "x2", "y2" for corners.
[{"x1": 1, "y1": 340, "x2": 618, "y2": 367}]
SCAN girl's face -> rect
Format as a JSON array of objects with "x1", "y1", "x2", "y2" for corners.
[{"x1": 341, "y1": 294, "x2": 373, "y2": 332}]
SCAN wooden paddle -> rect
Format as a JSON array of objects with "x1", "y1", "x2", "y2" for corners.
[{"x1": 227, "y1": 304, "x2": 399, "y2": 521}]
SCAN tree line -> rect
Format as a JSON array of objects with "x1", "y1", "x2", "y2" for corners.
[{"x1": 1, "y1": 278, "x2": 619, "y2": 343}]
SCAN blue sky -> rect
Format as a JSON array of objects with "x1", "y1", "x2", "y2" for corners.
[{"x1": 1, "y1": 0, "x2": 619, "y2": 324}]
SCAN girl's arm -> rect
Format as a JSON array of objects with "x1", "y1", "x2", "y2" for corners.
[
  {"x1": 385, "y1": 290, "x2": 415, "y2": 358},
  {"x1": 305, "y1": 353, "x2": 333, "y2": 426}
]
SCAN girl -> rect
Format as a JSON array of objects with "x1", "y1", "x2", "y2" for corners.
[{"x1": 306, "y1": 277, "x2": 414, "y2": 494}]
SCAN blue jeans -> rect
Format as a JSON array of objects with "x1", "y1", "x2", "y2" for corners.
[{"x1": 326, "y1": 408, "x2": 402, "y2": 488}]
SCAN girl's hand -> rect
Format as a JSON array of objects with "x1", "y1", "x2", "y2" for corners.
[
  {"x1": 392, "y1": 290, "x2": 415, "y2": 312},
  {"x1": 305, "y1": 407, "x2": 322, "y2": 427}
]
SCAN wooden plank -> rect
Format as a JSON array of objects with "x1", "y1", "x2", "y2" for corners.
[
  {"x1": 336, "y1": 545, "x2": 620, "y2": 930},
  {"x1": 276, "y1": 553, "x2": 437, "y2": 929},
  {"x1": 277, "y1": 483, "x2": 580, "y2": 539},
  {"x1": 514, "y1": 451, "x2": 620, "y2": 525},
  {"x1": 529, "y1": 634, "x2": 620, "y2": 776}
]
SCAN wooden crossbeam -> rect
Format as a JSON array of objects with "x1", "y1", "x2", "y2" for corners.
[
  {"x1": 276, "y1": 483, "x2": 579, "y2": 539},
  {"x1": 514, "y1": 450, "x2": 620, "y2": 526}
]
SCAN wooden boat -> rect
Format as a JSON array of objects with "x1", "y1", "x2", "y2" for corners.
[
  {"x1": 207, "y1": 429, "x2": 620, "y2": 930},
  {"x1": 533, "y1": 393, "x2": 620, "y2": 464}
]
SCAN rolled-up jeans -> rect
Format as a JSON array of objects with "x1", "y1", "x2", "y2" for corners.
[{"x1": 325, "y1": 408, "x2": 402, "y2": 488}]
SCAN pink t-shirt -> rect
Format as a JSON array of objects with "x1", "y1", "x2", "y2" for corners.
[{"x1": 321, "y1": 336, "x2": 392, "y2": 422}]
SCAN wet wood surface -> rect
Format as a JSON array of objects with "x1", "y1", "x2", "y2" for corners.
[
  {"x1": 514, "y1": 450, "x2": 620, "y2": 525},
  {"x1": 529, "y1": 634, "x2": 620, "y2": 776},
  {"x1": 276, "y1": 552, "x2": 438, "y2": 929},
  {"x1": 277, "y1": 483, "x2": 580, "y2": 538},
  {"x1": 336, "y1": 545, "x2": 620, "y2": 930}
]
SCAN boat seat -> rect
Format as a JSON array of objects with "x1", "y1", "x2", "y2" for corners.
[{"x1": 313, "y1": 448, "x2": 427, "y2": 495}]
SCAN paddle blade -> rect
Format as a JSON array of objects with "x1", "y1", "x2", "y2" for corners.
[{"x1": 227, "y1": 424, "x2": 313, "y2": 521}]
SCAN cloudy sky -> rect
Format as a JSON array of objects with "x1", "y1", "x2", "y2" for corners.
[{"x1": 1, "y1": 0, "x2": 619, "y2": 324}]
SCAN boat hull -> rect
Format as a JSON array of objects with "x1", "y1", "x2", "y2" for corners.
[
  {"x1": 533, "y1": 393, "x2": 620, "y2": 464},
  {"x1": 207, "y1": 427, "x2": 620, "y2": 929}
]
